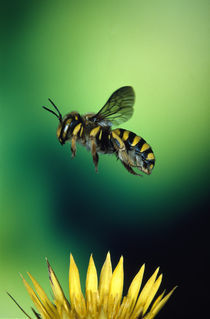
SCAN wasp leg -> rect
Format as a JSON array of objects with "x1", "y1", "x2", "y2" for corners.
[
  {"x1": 136, "y1": 156, "x2": 150, "y2": 175},
  {"x1": 121, "y1": 161, "x2": 142, "y2": 176},
  {"x1": 111, "y1": 131, "x2": 142, "y2": 176},
  {"x1": 91, "y1": 139, "x2": 99, "y2": 172},
  {"x1": 71, "y1": 135, "x2": 77, "y2": 158},
  {"x1": 111, "y1": 132, "x2": 132, "y2": 166}
]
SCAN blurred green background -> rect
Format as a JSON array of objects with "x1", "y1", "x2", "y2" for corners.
[{"x1": 0, "y1": 0, "x2": 209, "y2": 318}]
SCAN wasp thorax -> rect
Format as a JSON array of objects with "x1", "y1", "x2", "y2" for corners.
[{"x1": 56, "y1": 112, "x2": 82, "y2": 145}]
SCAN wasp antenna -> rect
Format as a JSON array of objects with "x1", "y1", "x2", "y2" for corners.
[
  {"x1": 42, "y1": 106, "x2": 61, "y2": 120},
  {"x1": 42, "y1": 99, "x2": 62, "y2": 122},
  {"x1": 7, "y1": 292, "x2": 33, "y2": 319},
  {"x1": 48, "y1": 98, "x2": 62, "y2": 121}
]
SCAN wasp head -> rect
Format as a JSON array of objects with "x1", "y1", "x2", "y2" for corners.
[
  {"x1": 43, "y1": 101, "x2": 82, "y2": 146},
  {"x1": 56, "y1": 112, "x2": 79, "y2": 145}
]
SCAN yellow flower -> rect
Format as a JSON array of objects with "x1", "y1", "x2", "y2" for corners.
[{"x1": 12, "y1": 253, "x2": 176, "y2": 319}]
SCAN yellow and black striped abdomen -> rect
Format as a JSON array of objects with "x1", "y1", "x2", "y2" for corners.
[{"x1": 111, "y1": 128, "x2": 155, "y2": 174}]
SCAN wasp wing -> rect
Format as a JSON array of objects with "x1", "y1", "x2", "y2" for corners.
[{"x1": 89, "y1": 86, "x2": 135, "y2": 126}]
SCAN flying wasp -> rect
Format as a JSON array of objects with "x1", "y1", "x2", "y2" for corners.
[{"x1": 43, "y1": 86, "x2": 155, "y2": 176}]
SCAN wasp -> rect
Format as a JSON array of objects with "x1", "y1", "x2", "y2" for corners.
[{"x1": 43, "y1": 86, "x2": 155, "y2": 176}]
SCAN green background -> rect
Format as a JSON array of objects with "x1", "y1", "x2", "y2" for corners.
[{"x1": 0, "y1": 1, "x2": 209, "y2": 318}]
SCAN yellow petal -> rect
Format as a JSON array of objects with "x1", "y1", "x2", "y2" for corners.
[
  {"x1": 132, "y1": 267, "x2": 159, "y2": 317},
  {"x1": 149, "y1": 286, "x2": 177, "y2": 318},
  {"x1": 99, "y1": 252, "x2": 112, "y2": 308},
  {"x1": 46, "y1": 259, "x2": 69, "y2": 311},
  {"x1": 117, "y1": 265, "x2": 145, "y2": 319},
  {"x1": 109, "y1": 256, "x2": 124, "y2": 301},
  {"x1": 98, "y1": 307, "x2": 108, "y2": 319},
  {"x1": 150, "y1": 290, "x2": 165, "y2": 311},
  {"x1": 108, "y1": 256, "x2": 124, "y2": 315},
  {"x1": 86, "y1": 254, "x2": 98, "y2": 294},
  {"x1": 69, "y1": 254, "x2": 86, "y2": 317},
  {"x1": 127, "y1": 264, "x2": 145, "y2": 308},
  {"x1": 116, "y1": 296, "x2": 130, "y2": 319},
  {"x1": 86, "y1": 254, "x2": 99, "y2": 314},
  {"x1": 143, "y1": 274, "x2": 162, "y2": 315},
  {"x1": 21, "y1": 274, "x2": 50, "y2": 319},
  {"x1": 27, "y1": 272, "x2": 57, "y2": 318}
]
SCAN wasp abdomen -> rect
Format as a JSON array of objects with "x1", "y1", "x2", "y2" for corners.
[{"x1": 111, "y1": 128, "x2": 155, "y2": 174}]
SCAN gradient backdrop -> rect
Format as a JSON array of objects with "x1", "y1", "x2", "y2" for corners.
[{"x1": 1, "y1": 1, "x2": 209, "y2": 318}]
